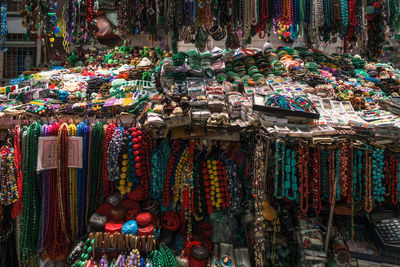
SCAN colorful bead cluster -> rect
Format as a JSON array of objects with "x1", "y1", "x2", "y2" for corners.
[{"x1": 0, "y1": 146, "x2": 18, "y2": 205}]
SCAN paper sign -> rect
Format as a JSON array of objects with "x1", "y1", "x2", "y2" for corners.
[{"x1": 37, "y1": 136, "x2": 83, "y2": 171}]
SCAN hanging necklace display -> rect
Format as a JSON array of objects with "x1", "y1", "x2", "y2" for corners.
[{"x1": 0, "y1": 1, "x2": 7, "y2": 53}]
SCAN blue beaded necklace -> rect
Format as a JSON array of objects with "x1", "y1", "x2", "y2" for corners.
[
  {"x1": 355, "y1": 149, "x2": 363, "y2": 202},
  {"x1": 0, "y1": 2, "x2": 7, "y2": 53},
  {"x1": 77, "y1": 121, "x2": 90, "y2": 236},
  {"x1": 223, "y1": 154, "x2": 241, "y2": 215},
  {"x1": 335, "y1": 150, "x2": 341, "y2": 200}
]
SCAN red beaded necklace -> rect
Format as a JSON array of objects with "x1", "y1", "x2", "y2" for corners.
[
  {"x1": 47, "y1": 123, "x2": 70, "y2": 260},
  {"x1": 163, "y1": 140, "x2": 180, "y2": 207},
  {"x1": 339, "y1": 143, "x2": 351, "y2": 201},
  {"x1": 312, "y1": 145, "x2": 321, "y2": 215},
  {"x1": 217, "y1": 160, "x2": 230, "y2": 208},
  {"x1": 386, "y1": 153, "x2": 398, "y2": 205},
  {"x1": 139, "y1": 131, "x2": 153, "y2": 198},
  {"x1": 57, "y1": 124, "x2": 71, "y2": 244},
  {"x1": 11, "y1": 126, "x2": 23, "y2": 218},
  {"x1": 365, "y1": 151, "x2": 373, "y2": 213},
  {"x1": 329, "y1": 148, "x2": 337, "y2": 207}
]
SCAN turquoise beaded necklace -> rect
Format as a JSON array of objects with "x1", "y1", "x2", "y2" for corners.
[
  {"x1": 284, "y1": 147, "x2": 297, "y2": 200},
  {"x1": 339, "y1": 0, "x2": 349, "y2": 38},
  {"x1": 150, "y1": 140, "x2": 171, "y2": 200},
  {"x1": 335, "y1": 150, "x2": 341, "y2": 200},
  {"x1": 372, "y1": 146, "x2": 385, "y2": 202}
]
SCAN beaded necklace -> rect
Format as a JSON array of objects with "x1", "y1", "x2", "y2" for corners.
[
  {"x1": 354, "y1": 149, "x2": 363, "y2": 202},
  {"x1": 323, "y1": 0, "x2": 333, "y2": 28},
  {"x1": 339, "y1": 143, "x2": 350, "y2": 199},
  {"x1": 224, "y1": 155, "x2": 241, "y2": 216},
  {"x1": 193, "y1": 156, "x2": 205, "y2": 221},
  {"x1": 102, "y1": 123, "x2": 116, "y2": 198},
  {"x1": 57, "y1": 124, "x2": 71, "y2": 251},
  {"x1": 397, "y1": 158, "x2": 400, "y2": 205},
  {"x1": 87, "y1": 122, "x2": 104, "y2": 221},
  {"x1": 385, "y1": 153, "x2": 398, "y2": 205},
  {"x1": 273, "y1": 141, "x2": 284, "y2": 199},
  {"x1": 339, "y1": 0, "x2": 349, "y2": 38},
  {"x1": 312, "y1": 145, "x2": 321, "y2": 214},
  {"x1": 150, "y1": 140, "x2": 171, "y2": 201},
  {"x1": 298, "y1": 141, "x2": 309, "y2": 213},
  {"x1": 21, "y1": 122, "x2": 41, "y2": 264},
  {"x1": 284, "y1": 147, "x2": 297, "y2": 200},
  {"x1": 182, "y1": 141, "x2": 195, "y2": 240},
  {"x1": 11, "y1": 126, "x2": 23, "y2": 219},
  {"x1": 163, "y1": 140, "x2": 181, "y2": 208},
  {"x1": 365, "y1": 151, "x2": 373, "y2": 213},
  {"x1": 372, "y1": 146, "x2": 385, "y2": 202},
  {"x1": 335, "y1": 150, "x2": 341, "y2": 200},
  {"x1": 321, "y1": 148, "x2": 328, "y2": 199},
  {"x1": 139, "y1": 131, "x2": 153, "y2": 199},
  {"x1": 77, "y1": 121, "x2": 90, "y2": 236},
  {"x1": 15, "y1": 128, "x2": 26, "y2": 265},
  {"x1": 328, "y1": 149, "x2": 337, "y2": 206},
  {"x1": 0, "y1": 2, "x2": 7, "y2": 52},
  {"x1": 0, "y1": 145, "x2": 18, "y2": 205},
  {"x1": 253, "y1": 138, "x2": 266, "y2": 266},
  {"x1": 39, "y1": 124, "x2": 50, "y2": 252},
  {"x1": 173, "y1": 147, "x2": 190, "y2": 203},
  {"x1": 202, "y1": 158, "x2": 215, "y2": 214},
  {"x1": 107, "y1": 127, "x2": 123, "y2": 183},
  {"x1": 45, "y1": 123, "x2": 68, "y2": 260},
  {"x1": 68, "y1": 123, "x2": 78, "y2": 242},
  {"x1": 122, "y1": 127, "x2": 144, "y2": 195}
]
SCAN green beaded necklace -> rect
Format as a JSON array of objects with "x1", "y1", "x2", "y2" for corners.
[
  {"x1": 87, "y1": 121, "x2": 104, "y2": 222},
  {"x1": 21, "y1": 122, "x2": 41, "y2": 264}
]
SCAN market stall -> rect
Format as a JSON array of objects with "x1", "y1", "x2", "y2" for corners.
[{"x1": 0, "y1": 0, "x2": 400, "y2": 266}]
